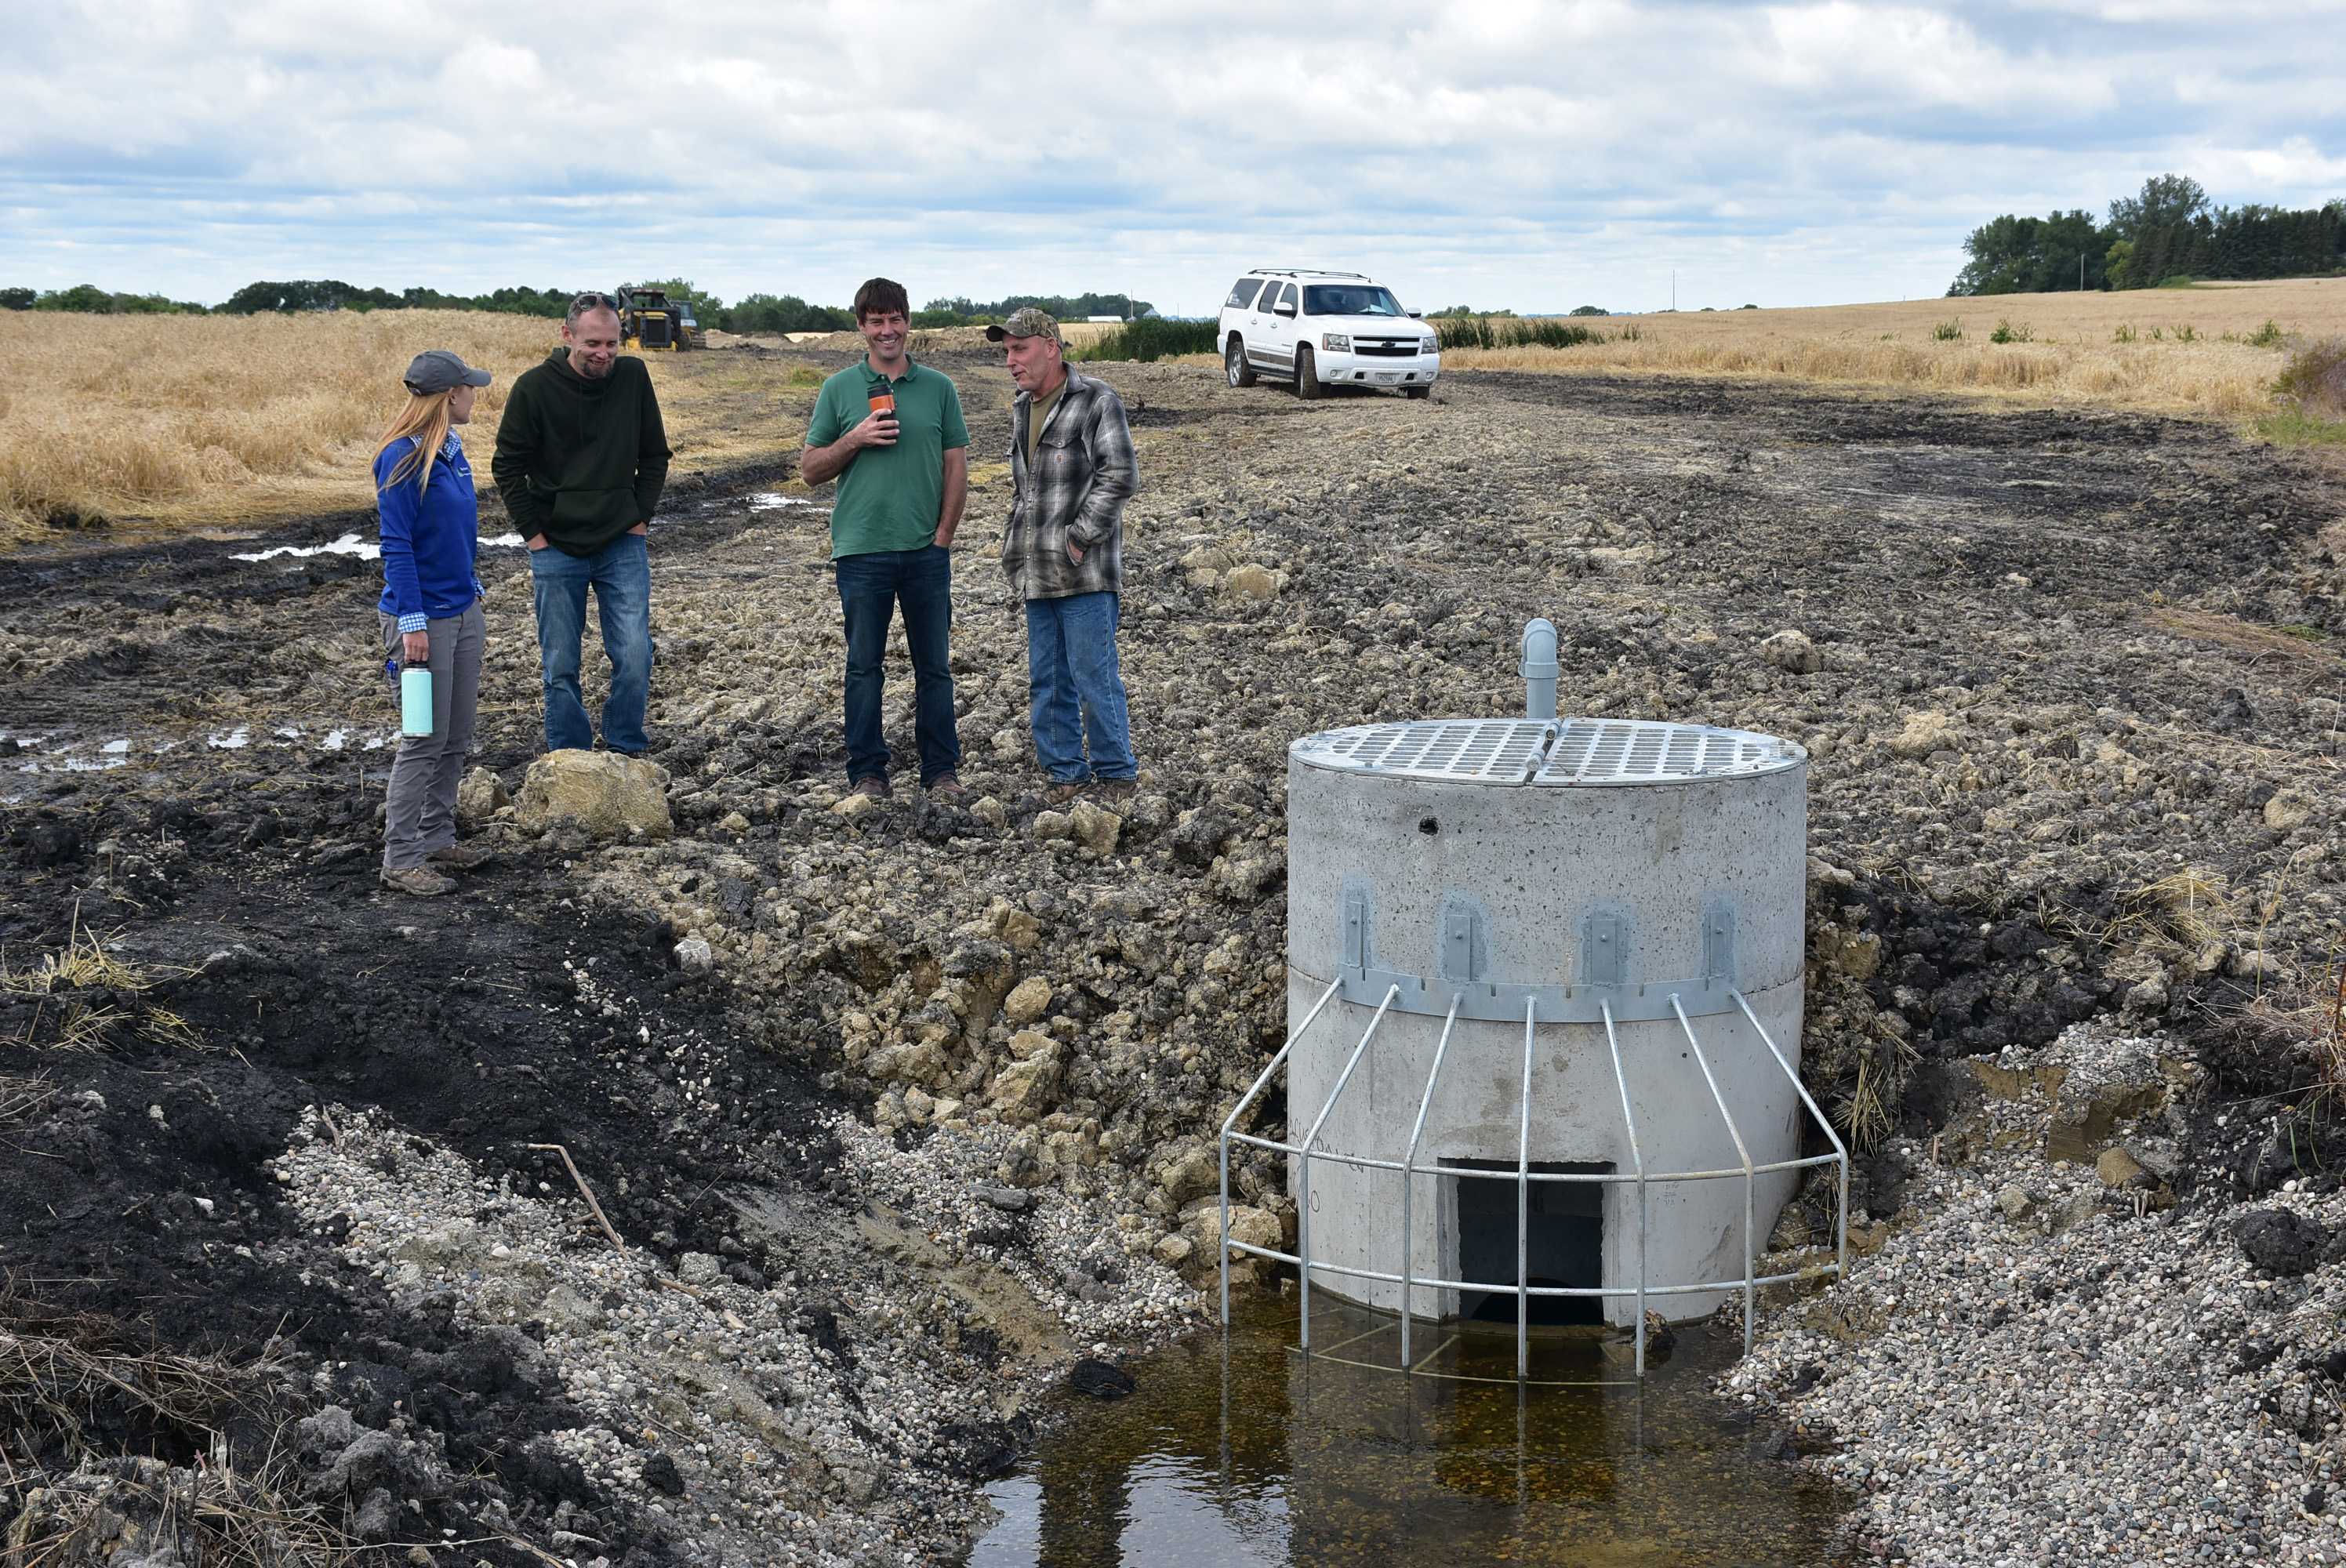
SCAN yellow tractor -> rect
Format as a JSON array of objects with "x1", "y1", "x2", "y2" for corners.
[{"x1": 616, "y1": 285, "x2": 706, "y2": 351}]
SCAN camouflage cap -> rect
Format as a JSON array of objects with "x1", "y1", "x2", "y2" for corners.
[{"x1": 984, "y1": 307, "x2": 1062, "y2": 345}]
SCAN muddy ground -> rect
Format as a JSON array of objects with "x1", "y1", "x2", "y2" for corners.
[{"x1": 5, "y1": 348, "x2": 2346, "y2": 1566}]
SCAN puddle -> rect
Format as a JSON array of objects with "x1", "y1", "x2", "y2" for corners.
[
  {"x1": 231, "y1": 532, "x2": 380, "y2": 563},
  {"x1": 971, "y1": 1296, "x2": 1850, "y2": 1567},
  {"x1": 748, "y1": 492, "x2": 830, "y2": 511}
]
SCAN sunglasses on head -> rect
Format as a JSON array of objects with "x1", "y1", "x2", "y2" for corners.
[{"x1": 571, "y1": 292, "x2": 620, "y2": 314}]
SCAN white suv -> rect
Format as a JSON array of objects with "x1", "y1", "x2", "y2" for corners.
[{"x1": 1218, "y1": 269, "x2": 1440, "y2": 400}]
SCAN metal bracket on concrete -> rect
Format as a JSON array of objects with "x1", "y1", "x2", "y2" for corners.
[{"x1": 1333, "y1": 965, "x2": 1745, "y2": 1022}]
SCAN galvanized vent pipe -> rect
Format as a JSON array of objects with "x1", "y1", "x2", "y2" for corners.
[{"x1": 1519, "y1": 618, "x2": 1559, "y2": 720}]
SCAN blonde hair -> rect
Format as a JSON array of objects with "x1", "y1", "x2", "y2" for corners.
[{"x1": 372, "y1": 388, "x2": 456, "y2": 495}]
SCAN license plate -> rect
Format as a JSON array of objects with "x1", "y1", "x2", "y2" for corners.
[{"x1": 1375, "y1": 372, "x2": 1400, "y2": 384}]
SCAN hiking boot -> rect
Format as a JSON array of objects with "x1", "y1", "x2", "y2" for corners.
[
  {"x1": 1041, "y1": 779, "x2": 1090, "y2": 807},
  {"x1": 426, "y1": 842, "x2": 495, "y2": 871},
  {"x1": 1088, "y1": 778, "x2": 1138, "y2": 806},
  {"x1": 380, "y1": 864, "x2": 456, "y2": 897},
  {"x1": 850, "y1": 775, "x2": 893, "y2": 800},
  {"x1": 927, "y1": 773, "x2": 970, "y2": 804}
]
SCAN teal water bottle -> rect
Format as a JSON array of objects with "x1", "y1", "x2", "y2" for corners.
[{"x1": 400, "y1": 662, "x2": 433, "y2": 736}]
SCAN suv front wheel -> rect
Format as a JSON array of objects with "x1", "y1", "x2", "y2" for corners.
[
  {"x1": 1294, "y1": 343, "x2": 1323, "y2": 401},
  {"x1": 1225, "y1": 337, "x2": 1256, "y2": 388}
]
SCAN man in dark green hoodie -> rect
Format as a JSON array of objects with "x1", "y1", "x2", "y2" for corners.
[{"x1": 492, "y1": 292, "x2": 672, "y2": 755}]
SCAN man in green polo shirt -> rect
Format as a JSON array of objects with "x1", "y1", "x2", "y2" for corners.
[{"x1": 803, "y1": 278, "x2": 971, "y2": 802}]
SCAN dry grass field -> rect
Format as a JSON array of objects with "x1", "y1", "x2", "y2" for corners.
[
  {"x1": 1430, "y1": 276, "x2": 2346, "y2": 417},
  {"x1": 0, "y1": 310, "x2": 822, "y2": 547}
]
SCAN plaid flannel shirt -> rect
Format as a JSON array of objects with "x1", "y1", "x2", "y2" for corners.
[{"x1": 999, "y1": 368, "x2": 1138, "y2": 601}]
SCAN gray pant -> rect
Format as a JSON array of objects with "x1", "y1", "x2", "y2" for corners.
[{"x1": 380, "y1": 601, "x2": 485, "y2": 870}]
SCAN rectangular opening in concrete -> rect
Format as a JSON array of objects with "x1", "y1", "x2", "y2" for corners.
[{"x1": 1444, "y1": 1159, "x2": 1611, "y2": 1326}]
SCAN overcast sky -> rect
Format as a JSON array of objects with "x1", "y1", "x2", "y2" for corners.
[{"x1": 5, "y1": 1, "x2": 2343, "y2": 314}]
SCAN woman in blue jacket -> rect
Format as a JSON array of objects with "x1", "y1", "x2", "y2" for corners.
[{"x1": 374, "y1": 350, "x2": 493, "y2": 896}]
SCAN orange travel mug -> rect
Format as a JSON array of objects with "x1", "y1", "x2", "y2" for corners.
[{"x1": 867, "y1": 387, "x2": 896, "y2": 419}]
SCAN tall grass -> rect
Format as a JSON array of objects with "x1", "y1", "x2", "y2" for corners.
[
  {"x1": 1440, "y1": 332, "x2": 2291, "y2": 416},
  {"x1": 1070, "y1": 318, "x2": 1218, "y2": 362},
  {"x1": 1433, "y1": 316, "x2": 1603, "y2": 351},
  {"x1": 2257, "y1": 336, "x2": 2346, "y2": 445},
  {"x1": 0, "y1": 310, "x2": 554, "y2": 541}
]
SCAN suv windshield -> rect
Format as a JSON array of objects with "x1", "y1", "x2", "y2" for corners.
[{"x1": 1303, "y1": 285, "x2": 1404, "y2": 318}]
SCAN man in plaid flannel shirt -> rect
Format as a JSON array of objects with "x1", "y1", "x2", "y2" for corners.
[{"x1": 987, "y1": 307, "x2": 1142, "y2": 806}]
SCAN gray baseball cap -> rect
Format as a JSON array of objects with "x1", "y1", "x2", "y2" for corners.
[
  {"x1": 403, "y1": 349, "x2": 493, "y2": 395},
  {"x1": 985, "y1": 307, "x2": 1062, "y2": 344}
]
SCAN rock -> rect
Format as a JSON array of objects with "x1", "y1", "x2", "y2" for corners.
[
  {"x1": 1208, "y1": 852, "x2": 1280, "y2": 903},
  {"x1": 1146, "y1": 1140, "x2": 1219, "y2": 1206},
  {"x1": 988, "y1": 1044, "x2": 1062, "y2": 1120},
  {"x1": 674, "y1": 938, "x2": 714, "y2": 976},
  {"x1": 1178, "y1": 544, "x2": 1233, "y2": 574},
  {"x1": 1032, "y1": 810, "x2": 1073, "y2": 840},
  {"x1": 2044, "y1": 1191, "x2": 2103, "y2": 1235},
  {"x1": 296, "y1": 1404, "x2": 361, "y2": 1454},
  {"x1": 1170, "y1": 804, "x2": 1236, "y2": 866},
  {"x1": 976, "y1": 1185, "x2": 1031, "y2": 1212},
  {"x1": 1066, "y1": 799, "x2": 1123, "y2": 855},
  {"x1": 454, "y1": 766, "x2": 509, "y2": 826},
  {"x1": 514, "y1": 750, "x2": 672, "y2": 840},
  {"x1": 1995, "y1": 1184, "x2": 2034, "y2": 1219},
  {"x1": 1067, "y1": 1356, "x2": 1138, "y2": 1398},
  {"x1": 1887, "y1": 712, "x2": 1962, "y2": 760},
  {"x1": 641, "y1": 1450, "x2": 685, "y2": 1496},
  {"x1": 1222, "y1": 563, "x2": 1287, "y2": 600},
  {"x1": 2264, "y1": 789, "x2": 2318, "y2": 830},
  {"x1": 2231, "y1": 948, "x2": 2285, "y2": 982},
  {"x1": 1002, "y1": 977, "x2": 1054, "y2": 1024},
  {"x1": 2095, "y1": 1147, "x2": 2145, "y2": 1188},
  {"x1": 2123, "y1": 978, "x2": 2170, "y2": 1013},
  {"x1": 540, "y1": 1283, "x2": 607, "y2": 1328},
  {"x1": 312, "y1": 1428, "x2": 401, "y2": 1497},
  {"x1": 1125, "y1": 793, "x2": 1173, "y2": 833},
  {"x1": 989, "y1": 729, "x2": 1025, "y2": 760},
  {"x1": 972, "y1": 796, "x2": 1008, "y2": 828},
  {"x1": 2237, "y1": 1208, "x2": 2328, "y2": 1276},
  {"x1": 677, "y1": 1251, "x2": 726, "y2": 1287},
  {"x1": 1759, "y1": 628, "x2": 1821, "y2": 673},
  {"x1": 717, "y1": 810, "x2": 750, "y2": 833},
  {"x1": 351, "y1": 1486, "x2": 400, "y2": 1541},
  {"x1": 831, "y1": 792, "x2": 877, "y2": 820},
  {"x1": 1153, "y1": 1233, "x2": 1194, "y2": 1267}
]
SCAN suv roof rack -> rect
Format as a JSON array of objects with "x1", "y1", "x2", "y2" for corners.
[{"x1": 1249, "y1": 268, "x2": 1373, "y2": 280}]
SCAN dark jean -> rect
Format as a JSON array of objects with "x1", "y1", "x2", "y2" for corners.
[
  {"x1": 835, "y1": 545, "x2": 960, "y2": 786},
  {"x1": 1025, "y1": 590, "x2": 1135, "y2": 784},
  {"x1": 528, "y1": 532, "x2": 652, "y2": 754}
]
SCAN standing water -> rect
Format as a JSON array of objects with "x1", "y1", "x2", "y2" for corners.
[{"x1": 969, "y1": 1296, "x2": 1850, "y2": 1567}]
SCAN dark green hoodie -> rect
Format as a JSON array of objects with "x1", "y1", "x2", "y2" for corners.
[{"x1": 492, "y1": 350, "x2": 672, "y2": 557}]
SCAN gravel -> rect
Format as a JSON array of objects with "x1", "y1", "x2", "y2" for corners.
[{"x1": 1731, "y1": 1018, "x2": 2346, "y2": 1566}]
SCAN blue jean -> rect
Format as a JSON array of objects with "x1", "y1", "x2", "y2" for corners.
[
  {"x1": 528, "y1": 532, "x2": 652, "y2": 753},
  {"x1": 1026, "y1": 590, "x2": 1135, "y2": 784},
  {"x1": 835, "y1": 546, "x2": 960, "y2": 786}
]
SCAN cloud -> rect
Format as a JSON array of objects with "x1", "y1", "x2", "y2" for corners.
[{"x1": 2, "y1": 0, "x2": 2341, "y2": 312}]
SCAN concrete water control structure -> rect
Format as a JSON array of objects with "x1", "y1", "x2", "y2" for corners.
[{"x1": 1219, "y1": 622, "x2": 1848, "y2": 1378}]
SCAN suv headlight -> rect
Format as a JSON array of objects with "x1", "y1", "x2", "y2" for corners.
[
  {"x1": 1321, "y1": 332, "x2": 1350, "y2": 352},
  {"x1": 1422, "y1": 337, "x2": 1439, "y2": 355}
]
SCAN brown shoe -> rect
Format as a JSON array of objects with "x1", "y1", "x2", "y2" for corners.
[
  {"x1": 1041, "y1": 780, "x2": 1090, "y2": 806},
  {"x1": 1088, "y1": 778, "x2": 1138, "y2": 805},
  {"x1": 380, "y1": 864, "x2": 456, "y2": 897},
  {"x1": 850, "y1": 775, "x2": 893, "y2": 800},
  {"x1": 927, "y1": 773, "x2": 970, "y2": 804},
  {"x1": 426, "y1": 842, "x2": 495, "y2": 871}
]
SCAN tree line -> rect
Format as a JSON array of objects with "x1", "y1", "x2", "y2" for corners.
[
  {"x1": 1950, "y1": 175, "x2": 2346, "y2": 296},
  {"x1": 2, "y1": 278, "x2": 1167, "y2": 330}
]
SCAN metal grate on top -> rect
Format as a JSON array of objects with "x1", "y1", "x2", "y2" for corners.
[
  {"x1": 1291, "y1": 719, "x2": 1801, "y2": 786},
  {"x1": 1534, "y1": 720, "x2": 1802, "y2": 787},
  {"x1": 1289, "y1": 720, "x2": 1556, "y2": 783}
]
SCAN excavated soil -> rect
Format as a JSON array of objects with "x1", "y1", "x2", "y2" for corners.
[{"x1": 5, "y1": 350, "x2": 2346, "y2": 1566}]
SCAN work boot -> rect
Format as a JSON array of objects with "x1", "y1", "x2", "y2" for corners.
[
  {"x1": 926, "y1": 773, "x2": 970, "y2": 804},
  {"x1": 1088, "y1": 778, "x2": 1138, "y2": 806},
  {"x1": 380, "y1": 864, "x2": 456, "y2": 897},
  {"x1": 850, "y1": 775, "x2": 892, "y2": 800},
  {"x1": 427, "y1": 842, "x2": 495, "y2": 871},
  {"x1": 1041, "y1": 779, "x2": 1089, "y2": 806}
]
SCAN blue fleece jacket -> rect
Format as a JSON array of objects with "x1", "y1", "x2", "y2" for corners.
[{"x1": 375, "y1": 434, "x2": 483, "y2": 632}]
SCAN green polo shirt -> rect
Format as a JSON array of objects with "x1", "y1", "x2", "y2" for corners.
[{"x1": 806, "y1": 360, "x2": 970, "y2": 557}]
